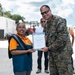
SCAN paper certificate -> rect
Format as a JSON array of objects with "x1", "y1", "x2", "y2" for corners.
[{"x1": 32, "y1": 33, "x2": 46, "y2": 50}]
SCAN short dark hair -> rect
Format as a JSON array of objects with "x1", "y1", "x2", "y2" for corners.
[
  {"x1": 40, "y1": 5, "x2": 50, "y2": 10},
  {"x1": 16, "y1": 22, "x2": 25, "y2": 29},
  {"x1": 40, "y1": 18, "x2": 45, "y2": 22}
]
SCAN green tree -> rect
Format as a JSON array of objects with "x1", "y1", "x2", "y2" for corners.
[
  {"x1": 0, "y1": 3, "x2": 25, "y2": 23},
  {"x1": 3, "y1": 11, "x2": 12, "y2": 18},
  {"x1": 12, "y1": 14, "x2": 25, "y2": 24},
  {"x1": 0, "y1": 3, "x2": 3, "y2": 16}
]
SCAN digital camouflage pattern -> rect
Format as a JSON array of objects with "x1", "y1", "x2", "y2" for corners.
[{"x1": 44, "y1": 15, "x2": 73, "y2": 75}]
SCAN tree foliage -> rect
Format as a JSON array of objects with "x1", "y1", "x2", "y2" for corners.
[
  {"x1": 0, "y1": 3, "x2": 25, "y2": 24},
  {"x1": 12, "y1": 14, "x2": 25, "y2": 24},
  {"x1": 0, "y1": 3, "x2": 3, "y2": 16}
]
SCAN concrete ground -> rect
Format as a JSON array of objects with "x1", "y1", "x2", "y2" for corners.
[{"x1": 0, "y1": 48, "x2": 50, "y2": 75}]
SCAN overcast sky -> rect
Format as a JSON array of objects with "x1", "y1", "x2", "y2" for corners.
[{"x1": 0, "y1": 0, "x2": 75, "y2": 26}]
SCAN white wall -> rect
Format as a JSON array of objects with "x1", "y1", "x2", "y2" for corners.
[{"x1": 0, "y1": 17, "x2": 16, "y2": 36}]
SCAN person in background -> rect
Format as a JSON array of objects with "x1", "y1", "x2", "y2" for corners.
[
  {"x1": 68, "y1": 27, "x2": 75, "y2": 73},
  {"x1": 33, "y1": 25, "x2": 36, "y2": 32},
  {"x1": 9, "y1": 23, "x2": 35, "y2": 75},
  {"x1": 35, "y1": 18, "x2": 49, "y2": 74},
  {"x1": 69, "y1": 27, "x2": 74, "y2": 45},
  {"x1": 40, "y1": 5, "x2": 73, "y2": 75}
]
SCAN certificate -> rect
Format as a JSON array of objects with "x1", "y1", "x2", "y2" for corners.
[{"x1": 32, "y1": 33, "x2": 46, "y2": 50}]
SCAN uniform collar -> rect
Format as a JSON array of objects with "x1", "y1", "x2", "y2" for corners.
[
  {"x1": 16, "y1": 34, "x2": 28, "y2": 40},
  {"x1": 47, "y1": 15, "x2": 54, "y2": 23}
]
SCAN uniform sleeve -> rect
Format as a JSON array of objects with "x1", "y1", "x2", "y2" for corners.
[
  {"x1": 48, "y1": 19, "x2": 69, "y2": 51},
  {"x1": 9, "y1": 38, "x2": 19, "y2": 50}
]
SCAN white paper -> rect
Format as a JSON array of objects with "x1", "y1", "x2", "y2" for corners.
[{"x1": 32, "y1": 33, "x2": 46, "y2": 50}]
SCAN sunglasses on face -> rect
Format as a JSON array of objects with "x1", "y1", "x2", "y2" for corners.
[
  {"x1": 41, "y1": 21, "x2": 45, "y2": 23},
  {"x1": 41, "y1": 9, "x2": 50, "y2": 15}
]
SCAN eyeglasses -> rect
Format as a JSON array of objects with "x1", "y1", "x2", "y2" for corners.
[
  {"x1": 41, "y1": 9, "x2": 49, "y2": 15},
  {"x1": 41, "y1": 21, "x2": 45, "y2": 23}
]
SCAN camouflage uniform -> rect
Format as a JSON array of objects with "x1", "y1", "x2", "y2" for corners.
[{"x1": 44, "y1": 15, "x2": 73, "y2": 75}]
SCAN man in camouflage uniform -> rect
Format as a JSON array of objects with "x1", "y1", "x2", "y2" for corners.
[{"x1": 40, "y1": 5, "x2": 73, "y2": 75}]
